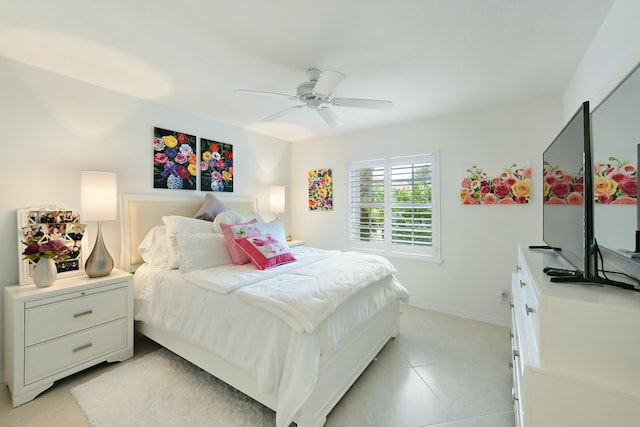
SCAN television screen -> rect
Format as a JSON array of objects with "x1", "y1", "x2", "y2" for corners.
[{"x1": 543, "y1": 101, "x2": 596, "y2": 278}]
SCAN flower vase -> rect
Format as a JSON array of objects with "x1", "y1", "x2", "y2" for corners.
[{"x1": 32, "y1": 257, "x2": 57, "y2": 288}]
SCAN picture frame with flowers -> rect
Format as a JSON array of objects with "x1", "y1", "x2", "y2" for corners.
[
  {"x1": 17, "y1": 206, "x2": 87, "y2": 285},
  {"x1": 460, "y1": 162, "x2": 532, "y2": 205},
  {"x1": 309, "y1": 168, "x2": 333, "y2": 211},
  {"x1": 153, "y1": 127, "x2": 197, "y2": 190},
  {"x1": 200, "y1": 138, "x2": 234, "y2": 192}
]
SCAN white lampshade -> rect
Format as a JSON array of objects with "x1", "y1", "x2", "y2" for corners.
[
  {"x1": 270, "y1": 186, "x2": 285, "y2": 214},
  {"x1": 81, "y1": 171, "x2": 118, "y2": 221}
]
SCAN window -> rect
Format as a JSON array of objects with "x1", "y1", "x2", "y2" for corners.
[{"x1": 348, "y1": 154, "x2": 440, "y2": 260}]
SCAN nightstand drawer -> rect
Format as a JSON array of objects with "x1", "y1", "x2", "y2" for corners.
[
  {"x1": 24, "y1": 318, "x2": 127, "y2": 385},
  {"x1": 25, "y1": 286, "x2": 127, "y2": 346}
]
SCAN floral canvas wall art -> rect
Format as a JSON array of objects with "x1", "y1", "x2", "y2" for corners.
[
  {"x1": 309, "y1": 168, "x2": 333, "y2": 211},
  {"x1": 153, "y1": 127, "x2": 197, "y2": 190},
  {"x1": 200, "y1": 138, "x2": 233, "y2": 192},
  {"x1": 461, "y1": 162, "x2": 532, "y2": 205},
  {"x1": 594, "y1": 156, "x2": 637, "y2": 204}
]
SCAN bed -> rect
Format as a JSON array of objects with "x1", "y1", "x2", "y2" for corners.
[{"x1": 120, "y1": 193, "x2": 409, "y2": 427}]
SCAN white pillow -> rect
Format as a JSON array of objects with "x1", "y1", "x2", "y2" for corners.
[
  {"x1": 137, "y1": 225, "x2": 169, "y2": 267},
  {"x1": 259, "y1": 219, "x2": 287, "y2": 245},
  {"x1": 162, "y1": 215, "x2": 215, "y2": 269},
  {"x1": 212, "y1": 210, "x2": 246, "y2": 233},
  {"x1": 171, "y1": 232, "x2": 233, "y2": 272}
]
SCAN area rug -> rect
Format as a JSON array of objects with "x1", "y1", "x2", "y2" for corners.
[{"x1": 71, "y1": 348, "x2": 275, "y2": 426}]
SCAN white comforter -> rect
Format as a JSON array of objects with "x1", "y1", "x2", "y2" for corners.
[
  {"x1": 185, "y1": 249, "x2": 404, "y2": 333},
  {"x1": 133, "y1": 247, "x2": 409, "y2": 427},
  {"x1": 182, "y1": 247, "x2": 338, "y2": 294}
]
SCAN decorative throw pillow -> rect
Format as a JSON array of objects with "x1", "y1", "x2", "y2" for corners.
[
  {"x1": 171, "y1": 232, "x2": 233, "y2": 272},
  {"x1": 163, "y1": 215, "x2": 215, "y2": 269},
  {"x1": 234, "y1": 234, "x2": 296, "y2": 270},
  {"x1": 219, "y1": 219, "x2": 263, "y2": 264},
  {"x1": 193, "y1": 193, "x2": 228, "y2": 222}
]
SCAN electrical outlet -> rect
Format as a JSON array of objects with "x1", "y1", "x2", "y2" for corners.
[{"x1": 500, "y1": 289, "x2": 510, "y2": 304}]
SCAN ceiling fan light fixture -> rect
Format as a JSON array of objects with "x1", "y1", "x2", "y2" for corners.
[{"x1": 235, "y1": 67, "x2": 392, "y2": 128}]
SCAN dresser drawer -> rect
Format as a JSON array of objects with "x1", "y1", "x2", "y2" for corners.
[
  {"x1": 24, "y1": 318, "x2": 127, "y2": 385},
  {"x1": 516, "y1": 260, "x2": 540, "y2": 351},
  {"x1": 25, "y1": 286, "x2": 127, "y2": 346}
]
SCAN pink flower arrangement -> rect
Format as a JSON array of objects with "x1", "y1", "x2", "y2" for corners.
[
  {"x1": 460, "y1": 163, "x2": 531, "y2": 205},
  {"x1": 22, "y1": 236, "x2": 70, "y2": 262},
  {"x1": 594, "y1": 157, "x2": 637, "y2": 204}
]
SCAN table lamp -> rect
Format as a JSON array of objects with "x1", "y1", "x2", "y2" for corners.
[
  {"x1": 270, "y1": 186, "x2": 285, "y2": 220},
  {"x1": 81, "y1": 171, "x2": 117, "y2": 277}
]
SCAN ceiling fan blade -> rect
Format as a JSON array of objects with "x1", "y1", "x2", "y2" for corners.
[
  {"x1": 331, "y1": 98, "x2": 393, "y2": 110},
  {"x1": 263, "y1": 105, "x2": 305, "y2": 121},
  {"x1": 234, "y1": 89, "x2": 297, "y2": 100},
  {"x1": 317, "y1": 107, "x2": 343, "y2": 128},
  {"x1": 312, "y1": 70, "x2": 345, "y2": 97}
]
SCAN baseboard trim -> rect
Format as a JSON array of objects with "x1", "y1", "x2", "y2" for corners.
[{"x1": 407, "y1": 301, "x2": 511, "y2": 328}]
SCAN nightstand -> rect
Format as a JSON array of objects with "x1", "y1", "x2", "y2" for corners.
[
  {"x1": 3, "y1": 268, "x2": 134, "y2": 407},
  {"x1": 287, "y1": 239, "x2": 305, "y2": 247}
]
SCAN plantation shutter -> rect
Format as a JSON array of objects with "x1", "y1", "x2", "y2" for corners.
[
  {"x1": 389, "y1": 156, "x2": 433, "y2": 249},
  {"x1": 349, "y1": 154, "x2": 439, "y2": 259},
  {"x1": 349, "y1": 159, "x2": 385, "y2": 245}
]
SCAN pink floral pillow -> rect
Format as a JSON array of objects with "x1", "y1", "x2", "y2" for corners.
[
  {"x1": 234, "y1": 234, "x2": 296, "y2": 270},
  {"x1": 219, "y1": 219, "x2": 263, "y2": 265}
]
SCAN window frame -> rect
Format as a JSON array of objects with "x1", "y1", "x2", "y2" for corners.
[{"x1": 347, "y1": 153, "x2": 440, "y2": 262}]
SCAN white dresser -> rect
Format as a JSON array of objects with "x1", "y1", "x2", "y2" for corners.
[
  {"x1": 3, "y1": 269, "x2": 134, "y2": 407},
  {"x1": 511, "y1": 246, "x2": 640, "y2": 426}
]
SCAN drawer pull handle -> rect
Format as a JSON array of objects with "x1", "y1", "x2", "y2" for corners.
[
  {"x1": 509, "y1": 361, "x2": 513, "y2": 369},
  {"x1": 516, "y1": 264, "x2": 521, "y2": 272},
  {"x1": 73, "y1": 343, "x2": 92, "y2": 353},
  {"x1": 513, "y1": 349, "x2": 519, "y2": 359},
  {"x1": 525, "y1": 304, "x2": 536, "y2": 316},
  {"x1": 74, "y1": 310, "x2": 93, "y2": 318},
  {"x1": 519, "y1": 280, "x2": 526, "y2": 288}
]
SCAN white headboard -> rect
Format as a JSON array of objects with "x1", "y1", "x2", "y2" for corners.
[{"x1": 120, "y1": 193, "x2": 257, "y2": 272}]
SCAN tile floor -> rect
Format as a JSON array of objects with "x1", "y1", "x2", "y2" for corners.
[{"x1": 0, "y1": 306, "x2": 514, "y2": 427}]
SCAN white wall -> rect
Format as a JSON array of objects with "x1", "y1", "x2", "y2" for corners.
[
  {"x1": 564, "y1": 0, "x2": 640, "y2": 117},
  {"x1": 0, "y1": 58, "x2": 291, "y2": 381},
  {"x1": 291, "y1": 98, "x2": 562, "y2": 326}
]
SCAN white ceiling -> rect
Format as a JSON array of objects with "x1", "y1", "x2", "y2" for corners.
[{"x1": 0, "y1": 0, "x2": 615, "y2": 141}]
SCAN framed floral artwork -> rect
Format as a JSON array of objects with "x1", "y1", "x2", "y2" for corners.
[
  {"x1": 594, "y1": 156, "x2": 637, "y2": 204},
  {"x1": 200, "y1": 138, "x2": 233, "y2": 192},
  {"x1": 153, "y1": 127, "x2": 197, "y2": 190},
  {"x1": 17, "y1": 206, "x2": 87, "y2": 285},
  {"x1": 309, "y1": 168, "x2": 333, "y2": 211},
  {"x1": 461, "y1": 162, "x2": 532, "y2": 205}
]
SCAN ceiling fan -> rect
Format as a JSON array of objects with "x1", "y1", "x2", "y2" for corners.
[{"x1": 234, "y1": 68, "x2": 393, "y2": 128}]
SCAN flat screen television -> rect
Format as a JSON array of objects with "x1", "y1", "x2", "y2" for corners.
[{"x1": 543, "y1": 101, "x2": 597, "y2": 279}]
